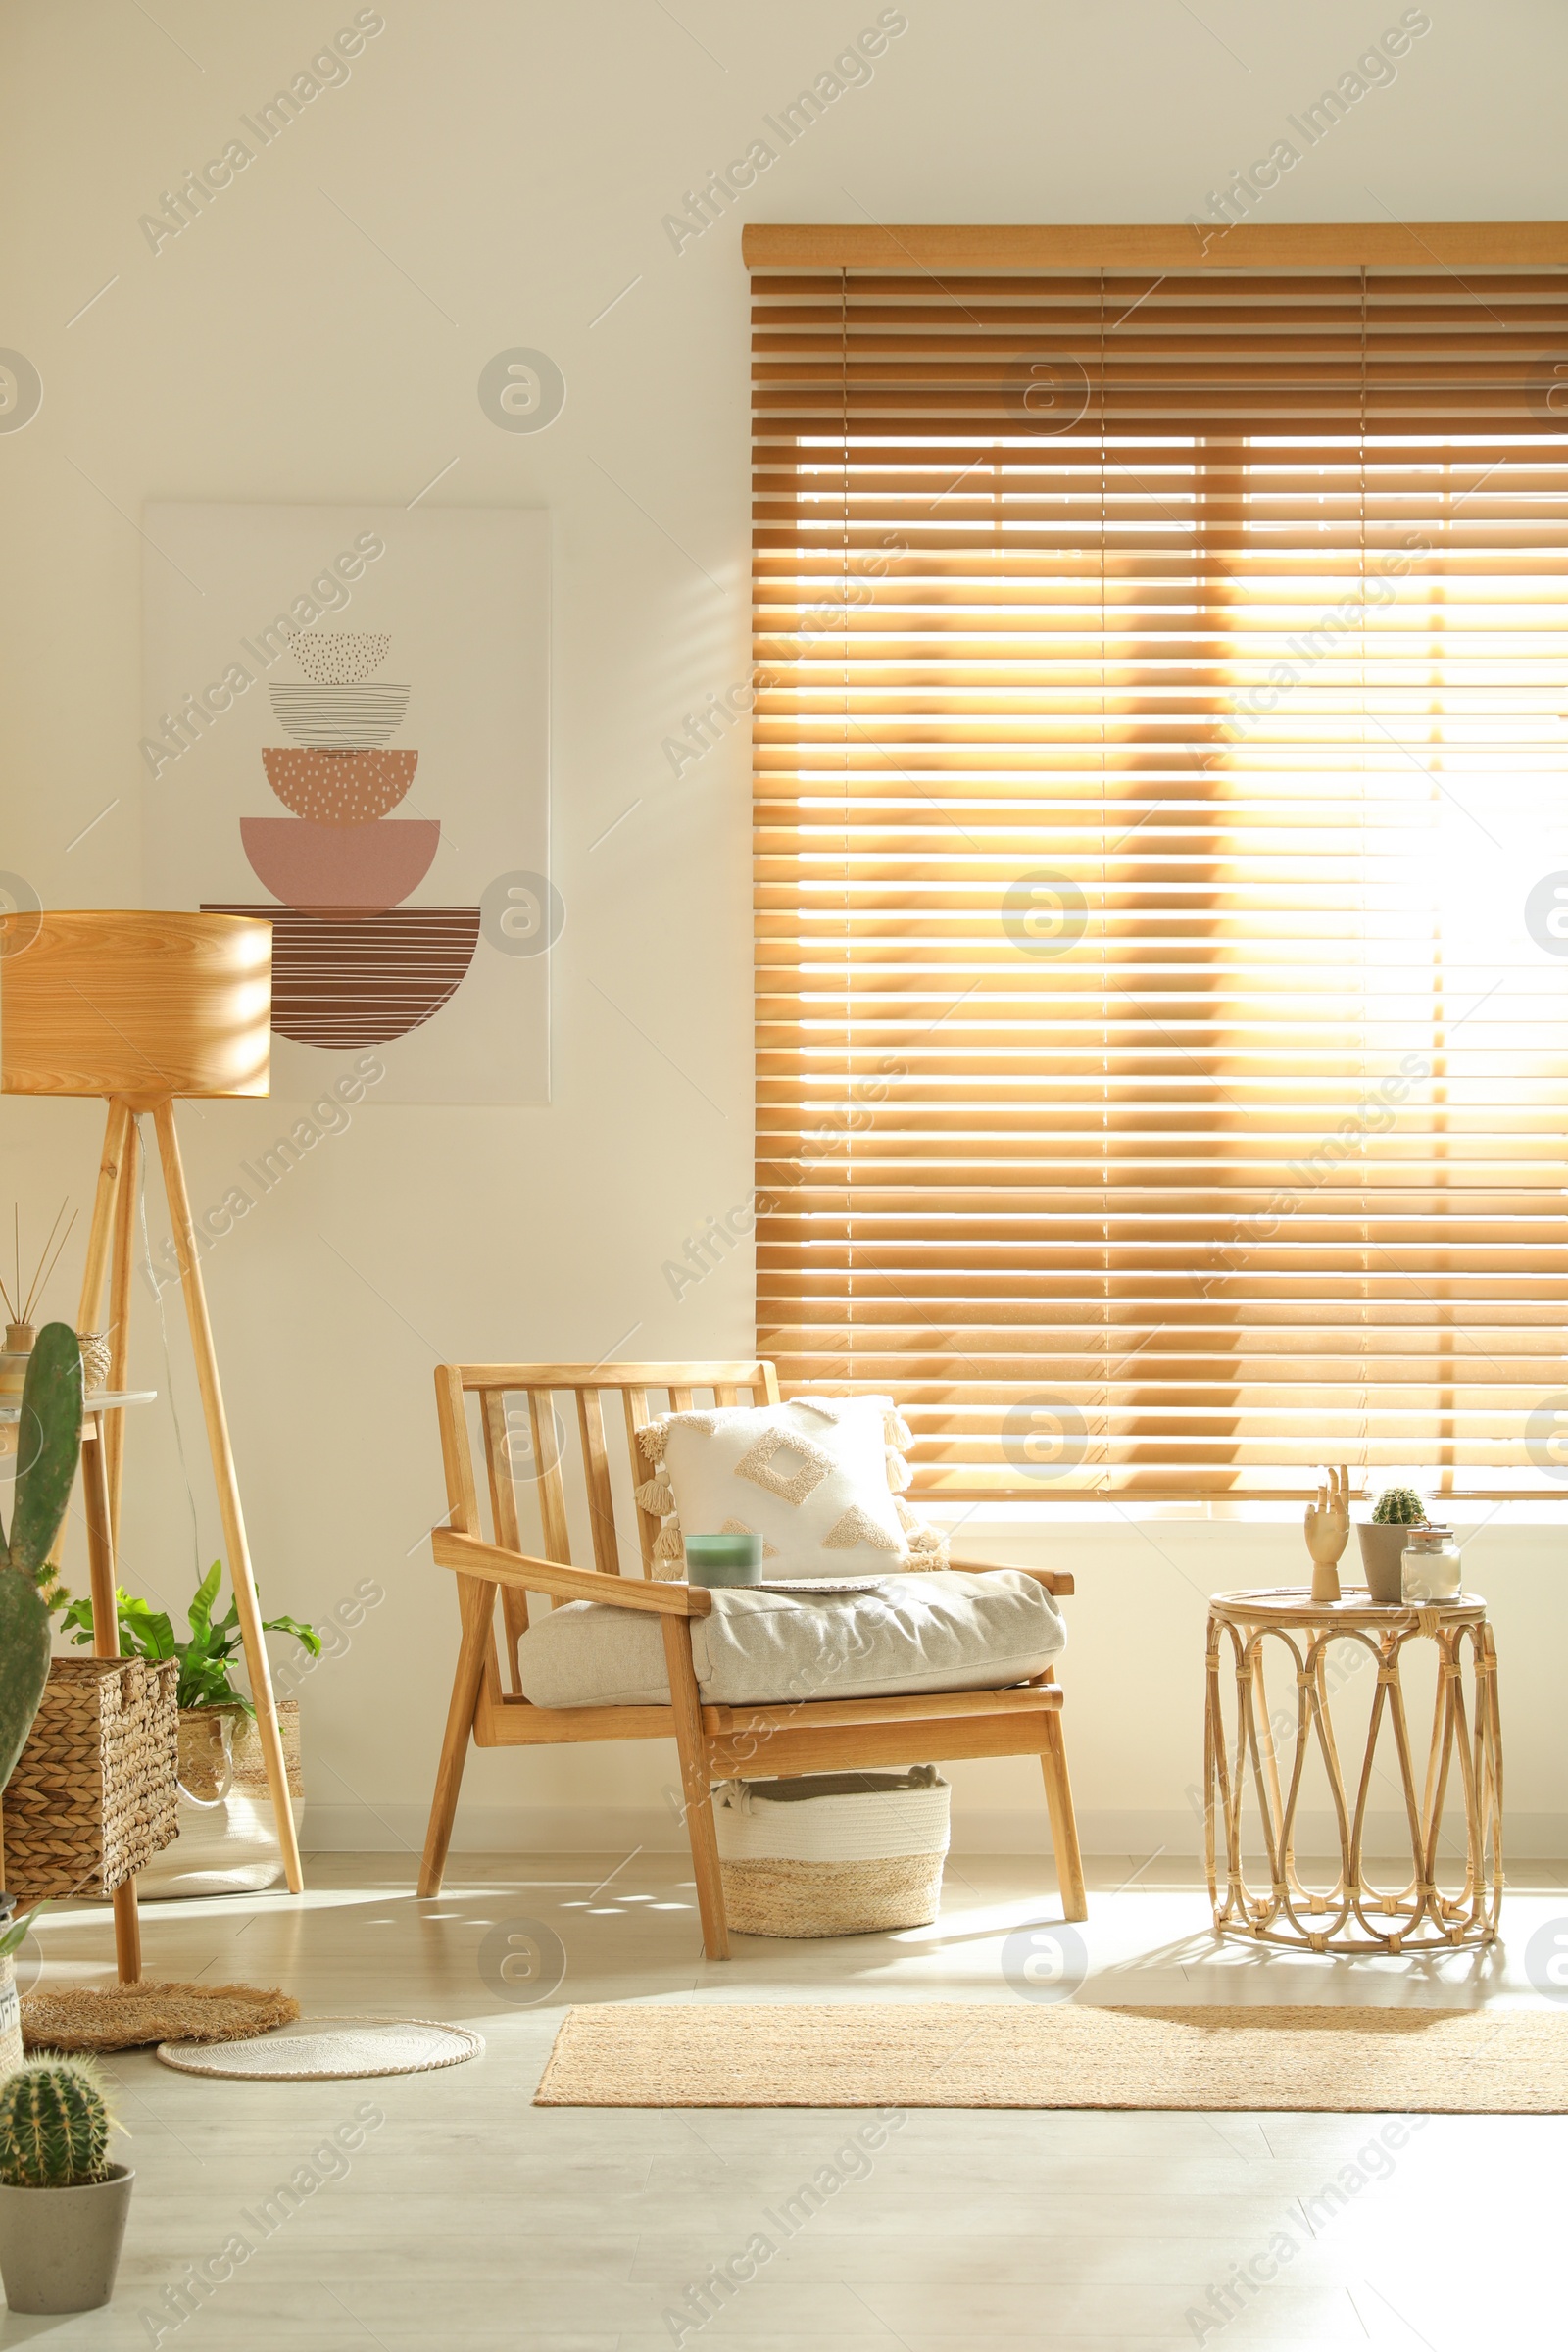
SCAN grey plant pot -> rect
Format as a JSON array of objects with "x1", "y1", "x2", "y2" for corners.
[
  {"x1": 1357, "y1": 1522, "x2": 1413, "y2": 1606},
  {"x1": 0, "y1": 2164, "x2": 134, "y2": 2314}
]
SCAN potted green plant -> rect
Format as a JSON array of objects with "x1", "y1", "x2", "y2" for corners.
[
  {"x1": 60, "y1": 1564, "x2": 320, "y2": 1896},
  {"x1": 0, "y1": 2056, "x2": 131, "y2": 2313},
  {"x1": 1357, "y1": 1484, "x2": 1428, "y2": 1604},
  {"x1": 60, "y1": 1558, "x2": 320, "y2": 1713},
  {"x1": 0, "y1": 1325, "x2": 82, "y2": 2067}
]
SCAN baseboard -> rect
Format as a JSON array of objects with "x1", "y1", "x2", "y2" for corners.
[
  {"x1": 302, "y1": 1801, "x2": 1568, "y2": 1863},
  {"x1": 303, "y1": 1803, "x2": 684, "y2": 1857}
]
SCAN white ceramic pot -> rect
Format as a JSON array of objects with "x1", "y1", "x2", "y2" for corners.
[
  {"x1": 0, "y1": 2165, "x2": 134, "y2": 2313},
  {"x1": 0, "y1": 1954, "x2": 21, "y2": 2080},
  {"x1": 1356, "y1": 1522, "x2": 1410, "y2": 1605}
]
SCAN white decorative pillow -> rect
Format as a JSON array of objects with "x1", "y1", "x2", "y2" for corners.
[{"x1": 635, "y1": 1394, "x2": 947, "y2": 1580}]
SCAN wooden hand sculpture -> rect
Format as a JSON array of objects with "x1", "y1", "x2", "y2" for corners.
[{"x1": 1303, "y1": 1465, "x2": 1351, "y2": 1603}]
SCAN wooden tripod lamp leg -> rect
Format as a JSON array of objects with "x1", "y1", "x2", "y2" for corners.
[
  {"x1": 76, "y1": 1101, "x2": 133, "y2": 1335},
  {"x1": 151, "y1": 1101, "x2": 304, "y2": 1895},
  {"x1": 41, "y1": 1099, "x2": 135, "y2": 1586},
  {"x1": 81, "y1": 1414, "x2": 142, "y2": 1984},
  {"x1": 104, "y1": 1111, "x2": 140, "y2": 1551}
]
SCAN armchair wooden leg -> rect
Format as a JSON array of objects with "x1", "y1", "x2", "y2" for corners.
[
  {"x1": 419, "y1": 1573, "x2": 495, "y2": 1898},
  {"x1": 662, "y1": 1619, "x2": 729, "y2": 1961},
  {"x1": 1041, "y1": 1707, "x2": 1088, "y2": 1923}
]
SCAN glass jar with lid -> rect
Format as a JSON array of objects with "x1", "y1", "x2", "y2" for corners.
[{"x1": 1400, "y1": 1523, "x2": 1461, "y2": 1603}]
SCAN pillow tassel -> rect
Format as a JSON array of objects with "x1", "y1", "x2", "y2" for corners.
[
  {"x1": 884, "y1": 1446, "x2": 913, "y2": 1494},
  {"x1": 635, "y1": 1476, "x2": 674, "y2": 1517},
  {"x1": 883, "y1": 1408, "x2": 915, "y2": 1451},
  {"x1": 637, "y1": 1420, "x2": 668, "y2": 1464},
  {"x1": 895, "y1": 1494, "x2": 950, "y2": 1569},
  {"x1": 652, "y1": 1519, "x2": 686, "y2": 1564}
]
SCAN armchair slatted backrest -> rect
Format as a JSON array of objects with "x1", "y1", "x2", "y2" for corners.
[{"x1": 441, "y1": 1361, "x2": 780, "y2": 1692}]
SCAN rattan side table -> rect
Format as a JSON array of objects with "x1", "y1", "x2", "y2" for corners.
[{"x1": 1204, "y1": 1586, "x2": 1502, "y2": 1955}]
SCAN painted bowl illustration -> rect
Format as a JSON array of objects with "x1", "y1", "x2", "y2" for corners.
[
  {"x1": 262, "y1": 747, "x2": 418, "y2": 824},
  {"x1": 241, "y1": 816, "x2": 439, "y2": 918},
  {"x1": 269, "y1": 683, "x2": 410, "y2": 748},
  {"x1": 203, "y1": 903, "x2": 481, "y2": 1046},
  {"x1": 289, "y1": 631, "x2": 392, "y2": 686}
]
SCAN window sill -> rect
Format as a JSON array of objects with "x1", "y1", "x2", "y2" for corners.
[{"x1": 924, "y1": 1499, "x2": 1568, "y2": 1529}]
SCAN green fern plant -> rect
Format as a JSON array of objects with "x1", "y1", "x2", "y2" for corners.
[
  {"x1": 1372, "y1": 1486, "x2": 1427, "y2": 1526},
  {"x1": 0, "y1": 2056, "x2": 114, "y2": 2188},
  {"x1": 60, "y1": 1559, "x2": 320, "y2": 1714}
]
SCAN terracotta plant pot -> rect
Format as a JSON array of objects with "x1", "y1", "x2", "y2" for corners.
[
  {"x1": 1357, "y1": 1522, "x2": 1413, "y2": 1605},
  {"x1": 0, "y1": 2165, "x2": 134, "y2": 2313}
]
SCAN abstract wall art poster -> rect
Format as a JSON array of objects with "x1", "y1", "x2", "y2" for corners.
[{"x1": 141, "y1": 504, "x2": 550, "y2": 1104}]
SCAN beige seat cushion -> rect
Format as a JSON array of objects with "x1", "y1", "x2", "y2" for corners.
[{"x1": 514, "y1": 1570, "x2": 1065, "y2": 1709}]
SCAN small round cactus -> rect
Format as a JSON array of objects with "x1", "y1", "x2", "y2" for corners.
[
  {"x1": 0, "y1": 2055, "x2": 113, "y2": 2188},
  {"x1": 1372, "y1": 1486, "x2": 1428, "y2": 1527}
]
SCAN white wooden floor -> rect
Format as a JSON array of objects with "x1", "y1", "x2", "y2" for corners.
[{"x1": 14, "y1": 1848, "x2": 1568, "y2": 2349}]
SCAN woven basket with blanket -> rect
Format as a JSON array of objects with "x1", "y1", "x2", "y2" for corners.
[{"x1": 712, "y1": 1767, "x2": 952, "y2": 1936}]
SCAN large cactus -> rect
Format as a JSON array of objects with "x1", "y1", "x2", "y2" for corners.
[
  {"x1": 0, "y1": 1323, "x2": 83, "y2": 1794},
  {"x1": 0, "y1": 2056, "x2": 112, "y2": 2187}
]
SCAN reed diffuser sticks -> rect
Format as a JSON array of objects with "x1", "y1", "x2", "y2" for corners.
[{"x1": 0, "y1": 1200, "x2": 77, "y2": 1329}]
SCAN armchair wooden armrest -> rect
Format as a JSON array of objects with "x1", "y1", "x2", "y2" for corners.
[
  {"x1": 431, "y1": 1527, "x2": 713, "y2": 1616},
  {"x1": 948, "y1": 1557, "x2": 1074, "y2": 1598}
]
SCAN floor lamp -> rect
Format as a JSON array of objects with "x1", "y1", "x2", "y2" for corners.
[{"x1": 1, "y1": 910, "x2": 302, "y2": 1978}]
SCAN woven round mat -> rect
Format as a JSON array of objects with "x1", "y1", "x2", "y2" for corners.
[{"x1": 156, "y1": 2015, "x2": 484, "y2": 2081}]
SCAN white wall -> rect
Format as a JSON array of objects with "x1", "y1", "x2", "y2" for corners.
[{"x1": 2, "y1": 0, "x2": 1563, "y2": 1860}]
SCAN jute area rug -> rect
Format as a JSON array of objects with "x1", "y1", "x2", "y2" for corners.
[{"x1": 536, "y1": 2002, "x2": 1568, "y2": 2114}]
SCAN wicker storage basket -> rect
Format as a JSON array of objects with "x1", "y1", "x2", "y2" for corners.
[
  {"x1": 713, "y1": 1767, "x2": 951, "y2": 1937},
  {"x1": 1, "y1": 1657, "x2": 179, "y2": 1900}
]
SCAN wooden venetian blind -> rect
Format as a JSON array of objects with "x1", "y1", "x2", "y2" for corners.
[{"x1": 750, "y1": 224, "x2": 1568, "y2": 1498}]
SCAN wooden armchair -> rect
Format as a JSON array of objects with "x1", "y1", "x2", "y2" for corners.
[{"x1": 418, "y1": 1361, "x2": 1086, "y2": 1957}]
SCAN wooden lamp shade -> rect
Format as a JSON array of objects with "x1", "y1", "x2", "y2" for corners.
[{"x1": 1, "y1": 911, "x2": 270, "y2": 1102}]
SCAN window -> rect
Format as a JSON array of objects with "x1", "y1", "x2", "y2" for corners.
[{"x1": 751, "y1": 224, "x2": 1568, "y2": 1497}]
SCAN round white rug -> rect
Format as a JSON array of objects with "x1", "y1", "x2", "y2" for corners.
[{"x1": 156, "y1": 2015, "x2": 484, "y2": 2081}]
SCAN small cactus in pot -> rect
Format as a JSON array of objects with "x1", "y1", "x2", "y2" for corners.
[
  {"x1": 1372, "y1": 1486, "x2": 1427, "y2": 1529},
  {"x1": 0, "y1": 2056, "x2": 113, "y2": 2188},
  {"x1": 0, "y1": 1339, "x2": 135, "y2": 2318},
  {"x1": 0, "y1": 2056, "x2": 133, "y2": 2312},
  {"x1": 1358, "y1": 1482, "x2": 1429, "y2": 1603}
]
